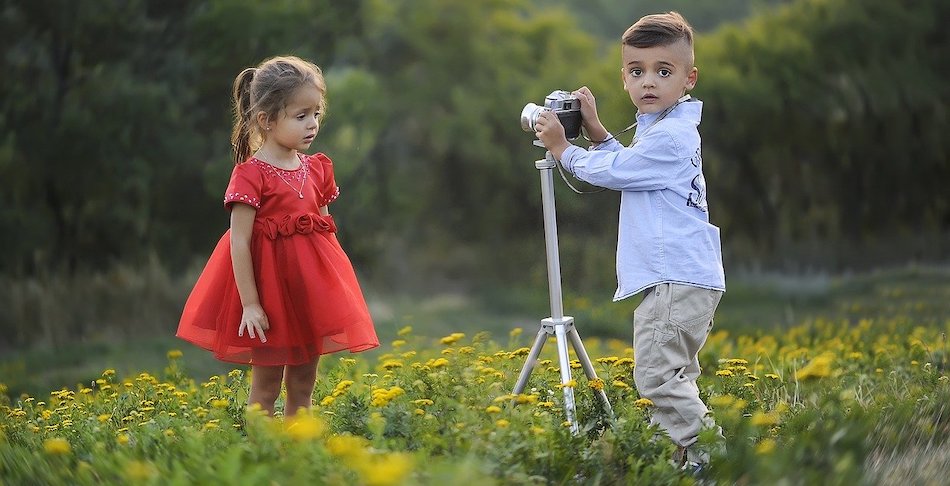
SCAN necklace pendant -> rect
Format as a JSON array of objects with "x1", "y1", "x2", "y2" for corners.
[{"x1": 298, "y1": 193, "x2": 304, "y2": 199}]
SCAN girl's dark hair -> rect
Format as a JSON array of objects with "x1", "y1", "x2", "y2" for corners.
[
  {"x1": 230, "y1": 56, "x2": 327, "y2": 164},
  {"x1": 622, "y1": 11, "x2": 694, "y2": 51}
]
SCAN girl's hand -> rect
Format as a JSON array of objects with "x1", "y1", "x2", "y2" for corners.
[
  {"x1": 572, "y1": 86, "x2": 609, "y2": 142},
  {"x1": 239, "y1": 304, "x2": 269, "y2": 343}
]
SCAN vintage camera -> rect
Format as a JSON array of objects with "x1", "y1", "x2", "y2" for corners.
[{"x1": 520, "y1": 90, "x2": 583, "y2": 140}]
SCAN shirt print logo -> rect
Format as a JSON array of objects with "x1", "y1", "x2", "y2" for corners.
[{"x1": 687, "y1": 148, "x2": 708, "y2": 212}]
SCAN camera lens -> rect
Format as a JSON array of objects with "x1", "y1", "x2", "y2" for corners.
[{"x1": 520, "y1": 103, "x2": 544, "y2": 132}]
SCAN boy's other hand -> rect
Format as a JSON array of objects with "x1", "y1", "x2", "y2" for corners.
[
  {"x1": 535, "y1": 111, "x2": 571, "y2": 160},
  {"x1": 572, "y1": 86, "x2": 609, "y2": 142}
]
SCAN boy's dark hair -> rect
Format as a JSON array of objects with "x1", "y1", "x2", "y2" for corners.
[{"x1": 622, "y1": 11, "x2": 694, "y2": 50}]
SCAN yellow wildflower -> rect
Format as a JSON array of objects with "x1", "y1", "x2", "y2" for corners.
[
  {"x1": 634, "y1": 398, "x2": 654, "y2": 408},
  {"x1": 284, "y1": 414, "x2": 325, "y2": 441},
  {"x1": 381, "y1": 359, "x2": 404, "y2": 370},
  {"x1": 709, "y1": 395, "x2": 736, "y2": 408},
  {"x1": 166, "y1": 350, "x2": 183, "y2": 359},
  {"x1": 495, "y1": 419, "x2": 510, "y2": 428},
  {"x1": 427, "y1": 357, "x2": 450, "y2": 368},
  {"x1": 326, "y1": 434, "x2": 369, "y2": 460},
  {"x1": 397, "y1": 326, "x2": 413, "y2": 336},
  {"x1": 612, "y1": 380, "x2": 631, "y2": 389},
  {"x1": 485, "y1": 406, "x2": 502, "y2": 414},
  {"x1": 124, "y1": 460, "x2": 157, "y2": 481},
  {"x1": 750, "y1": 411, "x2": 780, "y2": 427},
  {"x1": 716, "y1": 369, "x2": 734, "y2": 377},
  {"x1": 43, "y1": 438, "x2": 70, "y2": 455},
  {"x1": 796, "y1": 353, "x2": 834, "y2": 380},
  {"x1": 514, "y1": 394, "x2": 538, "y2": 405},
  {"x1": 440, "y1": 333, "x2": 465, "y2": 345},
  {"x1": 558, "y1": 379, "x2": 577, "y2": 389},
  {"x1": 756, "y1": 439, "x2": 776, "y2": 455},
  {"x1": 370, "y1": 386, "x2": 405, "y2": 407},
  {"x1": 359, "y1": 453, "x2": 413, "y2": 486},
  {"x1": 588, "y1": 378, "x2": 605, "y2": 391}
]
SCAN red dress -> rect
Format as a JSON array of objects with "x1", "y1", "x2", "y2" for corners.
[{"x1": 176, "y1": 153, "x2": 379, "y2": 366}]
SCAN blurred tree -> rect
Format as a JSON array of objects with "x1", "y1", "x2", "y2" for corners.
[
  {"x1": 0, "y1": 0, "x2": 946, "y2": 285},
  {"x1": 695, "y1": 0, "x2": 949, "y2": 261},
  {"x1": 0, "y1": 0, "x2": 198, "y2": 274},
  {"x1": 313, "y1": 0, "x2": 613, "y2": 288},
  {"x1": 539, "y1": 0, "x2": 793, "y2": 37}
]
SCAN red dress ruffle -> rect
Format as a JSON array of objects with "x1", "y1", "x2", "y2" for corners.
[{"x1": 176, "y1": 153, "x2": 379, "y2": 366}]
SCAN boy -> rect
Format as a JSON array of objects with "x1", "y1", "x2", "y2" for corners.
[{"x1": 534, "y1": 11, "x2": 726, "y2": 470}]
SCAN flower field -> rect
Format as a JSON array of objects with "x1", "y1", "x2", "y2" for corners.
[{"x1": 2, "y1": 316, "x2": 949, "y2": 485}]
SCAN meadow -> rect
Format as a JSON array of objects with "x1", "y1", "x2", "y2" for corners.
[{"x1": 1, "y1": 267, "x2": 949, "y2": 485}]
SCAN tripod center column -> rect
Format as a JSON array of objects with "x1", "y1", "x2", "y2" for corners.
[{"x1": 536, "y1": 151, "x2": 564, "y2": 321}]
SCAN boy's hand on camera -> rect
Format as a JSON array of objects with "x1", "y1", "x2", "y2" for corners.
[
  {"x1": 572, "y1": 86, "x2": 609, "y2": 142},
  {"x1": 535, "y1": 111, "x2": 571, "y2": 161},
  {"x1": 239, "y1": 303, "x2": 269, "y2": 343},
  {"x1": 573, "y1": 86, "x2": 599, "y2": 119}
]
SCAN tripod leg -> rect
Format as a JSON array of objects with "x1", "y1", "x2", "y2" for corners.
[
  {"x1": 554, "y1": 323, "x2": 579, "y2": 434},
  {"x1": 512, "y1": 329, "x2": 548, "y2": 395},
  {"x1": 568, "y1": 326, "x2": 615, "y2": 419}
]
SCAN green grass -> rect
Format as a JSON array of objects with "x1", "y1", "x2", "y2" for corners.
[
  {"x1": 2, "y1": 264, "x2": 948, "y2": 399},
  {"x1": 2, "y1": 300, "x2": 948, "y2": 485}
]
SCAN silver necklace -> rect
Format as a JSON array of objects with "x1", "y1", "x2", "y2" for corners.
[{"x1": 256, "y1": 152, "x2": 308, "y2": 199}]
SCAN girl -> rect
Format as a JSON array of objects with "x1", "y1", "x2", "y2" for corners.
[{"x1": 177, "y1": 55, "x2": 379, "y2": 416}]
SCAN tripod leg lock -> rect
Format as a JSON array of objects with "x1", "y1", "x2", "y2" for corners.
[{"x1": 540, "y1": 316, "x2": 574, "y2": 334}]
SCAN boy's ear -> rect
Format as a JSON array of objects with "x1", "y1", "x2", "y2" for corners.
[
  {"x1": 620, "y1": 68, "x2": 627, "y2": 89},
  {"x1": 685, "y1": 66, "x2": 698, "y2": 91}
]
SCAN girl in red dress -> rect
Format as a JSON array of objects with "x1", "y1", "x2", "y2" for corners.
[{"x1": 176, "y1": 55, "x2": 379, "y2": 416}]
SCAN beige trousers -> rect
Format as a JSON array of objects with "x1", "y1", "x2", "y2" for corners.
[{"x1": 633, "y1": 283, "x2": 722, "y2": 448}]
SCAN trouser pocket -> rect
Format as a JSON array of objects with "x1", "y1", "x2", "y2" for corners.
[{"x1": 668, "y1": 284, "x2": 722, "y2": 336}]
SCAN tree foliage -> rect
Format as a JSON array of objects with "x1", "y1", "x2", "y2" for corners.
[{"x1": 0, "y1": 0, "x2": 946, "y2": 287}]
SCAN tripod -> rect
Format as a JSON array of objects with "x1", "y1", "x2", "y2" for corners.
[{"x1": 512, "y1": 144, "x2": 613, "y2": 434}]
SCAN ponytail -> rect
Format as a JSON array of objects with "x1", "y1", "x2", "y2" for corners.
[{"x1": 230, "y1": 67, "x2": 256, "y2": 165}]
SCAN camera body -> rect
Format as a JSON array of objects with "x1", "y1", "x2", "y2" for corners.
[{"x1": 521, "y1": 90, "x2": 583, "y2": 140}]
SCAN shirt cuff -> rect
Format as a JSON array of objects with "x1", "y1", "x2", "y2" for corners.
[{"x1": 560, "y1": 145, "x2": 585, "y2": 174}]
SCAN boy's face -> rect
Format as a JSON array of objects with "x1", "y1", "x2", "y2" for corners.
[{"x1": 620, "y1": 39, "x2": 698, "y2": 114}]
